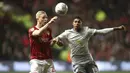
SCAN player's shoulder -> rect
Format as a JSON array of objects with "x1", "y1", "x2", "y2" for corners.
[
  {"x1": 84, "y1": 26, "x2": 97, "y2": 34},
  {"x1": 64, "y1": 29, "x2": 73, "y2": 33},
  {"x1": 83, "y1": 26, "x2": 89, "y2": 29},
  {"x1": 83, "y1": 26, "x2": 95, "y2": 30},
  {"x1": 28, "y1": 27, "x2": 35, "y2": 32}
]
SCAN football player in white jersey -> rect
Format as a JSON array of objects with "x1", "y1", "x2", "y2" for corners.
[{"x1": 51, "y1": 16, "x2": 126, "y2": 73}]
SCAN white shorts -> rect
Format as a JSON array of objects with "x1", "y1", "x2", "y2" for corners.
[{"x1": 29, "y1": 59, "x2": 56, "y2": 73}]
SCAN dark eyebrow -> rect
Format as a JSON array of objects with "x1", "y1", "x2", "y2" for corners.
[
  {"x1": 74, "y1": 20, "x2": 80, "y2": 22},
  {"x1": 74, "y1": 20, "x2": 81, "y2": 23}
]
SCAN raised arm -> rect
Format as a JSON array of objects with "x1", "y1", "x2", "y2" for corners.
[{"x1": 32, "y1": 16, "x2": 58, "y2": 36}]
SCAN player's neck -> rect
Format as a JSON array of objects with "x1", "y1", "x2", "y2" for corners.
[
  {"x1": 36, "y1": 22, "x2": 43, "y2": 29},
  {"x1": 35, "y1": 24, "x2": 41, "y2": 29},
  {"x1": 74, "y1": 27, "x2": 82, "y2": 32}
]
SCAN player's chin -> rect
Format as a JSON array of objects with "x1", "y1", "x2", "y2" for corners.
[
  {"x1": 41, "y1": 23, "x2": 46, "y2": 26},
  {"x1": 75, "y1": 26, "x2": 81, "y2": 30},
  {"x1": 75, "y1": 26, "x2": 79, "y2": 29}
]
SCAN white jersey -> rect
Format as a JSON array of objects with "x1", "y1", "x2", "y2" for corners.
[{"x1": 57, "y1": 26, "x2": 96, "y2": 64}]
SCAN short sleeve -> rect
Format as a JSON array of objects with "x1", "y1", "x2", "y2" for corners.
[
  {"x1": 56, "y1": 30, "x2": 69, "y2": 45},
  {"x1": 28, "y1": 28, "x2": 35, "y2": 37},
  {"x1": 57, "y1": 30, "x2": 68, "y2": 39},
  {"x1": 84, "y1": 26, "x2": 96, "y2": 37},
  {"x1": 88, "y1": 28, "x2": 96, "y2": 36}
]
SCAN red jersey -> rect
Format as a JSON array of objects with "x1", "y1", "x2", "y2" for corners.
[{"x1": 28, "y1": 26, "x2": 53, "y2": 60}]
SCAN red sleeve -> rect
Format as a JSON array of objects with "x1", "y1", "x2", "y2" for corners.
[{"x1": 28, "y1": 27, "x2": 35, "y2": 37}]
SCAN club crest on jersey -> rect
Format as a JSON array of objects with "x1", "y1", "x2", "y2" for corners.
[{"x1": 76, "y1": 40, "x2": 84, "y2": 47}]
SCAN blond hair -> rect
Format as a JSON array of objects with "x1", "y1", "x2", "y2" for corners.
[{"x1": 36, "y1": 11, "x2": 46, "y2": 19}]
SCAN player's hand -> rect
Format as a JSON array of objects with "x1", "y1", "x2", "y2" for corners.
[
  {"x1": 50, "y1": 38, "x2": 58, "y2": 46},
  {"x1": 118, "y1": 25, "x2": 126, "y2": 31},
  {"x1": 48, "y1": 16, "x2": 58, "y2": 24},
  {"x1": 114, "y1": 25, "x2": 126, "y2": 31},
  {"x1": 50, "y1": 38, "x2": 63, "y2": 46}
]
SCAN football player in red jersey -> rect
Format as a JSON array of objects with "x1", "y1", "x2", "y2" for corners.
[{"x1": 28, "y1": 11, "x2": 58, "y2": 73}]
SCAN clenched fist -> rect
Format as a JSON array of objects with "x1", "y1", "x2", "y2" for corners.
[{"x1": 48, "y1": 16, "x2": 58, "y2": 24}]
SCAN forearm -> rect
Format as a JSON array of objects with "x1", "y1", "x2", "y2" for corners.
[
  {"x1": 55, "y1": 37, "x2": 64, "y2": 46},
  {"x1": 39, "y1": 16, "x2": 58, "y2": 35},
  {"x1": 57, "y1": 40, "x2": 64, "y2": 46},
  {"x1": 52, "y1": 37, "x2": 64, "y2": 47},
  {"x1": 39, "y1": 22, "x2": 51, "y2": 35},
  {"x1": 95, "y1": 25, "x2": 126, "y2": 34},
  {"x1": 113, "y1": 26, "x2": 124, "y2": 30},
  {"x1": 96, "y1": 28, "x2": 114, "y2": 34}
]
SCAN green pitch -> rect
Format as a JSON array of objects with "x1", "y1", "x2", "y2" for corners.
[{"x1": 0, "y1": 71, "x2": 130, "y2": 73}]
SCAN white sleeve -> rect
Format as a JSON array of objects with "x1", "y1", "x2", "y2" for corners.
[
  {"x1": 86, "y1": 27, "x2": 96, "y2": 37},
  {"x1": 55, "y1": 30, "x2": 69, "y2": 45},
  {"x1": 95, "y1": 28, "x2": 114, "y2": 34},
  {"x1": 57, "y1": 30, "x2": 67, "y2": 39}
]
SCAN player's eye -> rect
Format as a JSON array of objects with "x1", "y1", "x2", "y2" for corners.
[
  {"x1": 74, "y1": 21, "x2": 80, "y2": 23},
  {"x1": 42, "y1": 16, "x2": 48, "y2": 19}
]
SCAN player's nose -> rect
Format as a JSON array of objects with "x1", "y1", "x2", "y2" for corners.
[{"x1": 76, "y1": 23, "x2": 80, "y2": 26}]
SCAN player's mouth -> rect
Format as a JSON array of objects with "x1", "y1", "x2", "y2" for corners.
[
  {"x1": 44, "y1": 20, "x2": 48, "y2": 23},
  {"x1": 75, "y1": 25, "x2": 80, "y2": 28}
]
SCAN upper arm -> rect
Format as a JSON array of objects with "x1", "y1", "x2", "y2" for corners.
[
  {"x1": 32, "y1": 30, "x2": 40, "y2": 36},
  {"x1": 94, "y1": 28, "x2": 114, "y2": 34},
  {"x1": 57, "y1": 30, "x2": 68, "y2": 40},
  {"x1": 87, "y1": 27, "x2": 97, "y2": 37},
  {"x1": 29, "y1": 28, "x2": 39, "y2": 37},
  {"x1": 56, "y1": 30, "x2": 69, "y2": 45}
]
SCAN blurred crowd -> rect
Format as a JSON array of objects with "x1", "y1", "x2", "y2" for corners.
[
  {"x1": 0, "y1": 0, "x2": 130, "y2": 62},
  {"x1": 0, "y1": 12, "x2": 30, "y2": 61}
]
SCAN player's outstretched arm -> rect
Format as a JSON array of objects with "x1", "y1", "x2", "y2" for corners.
[
  {"x1": 95, "y1": 25, "x2": 126, "y2": 34},
  {"x1": 113, "y1": 25, "x2": 126, "y2": 31},
  {"x1": 32, "y1": 16, "x2": 58, "y2": 36}
]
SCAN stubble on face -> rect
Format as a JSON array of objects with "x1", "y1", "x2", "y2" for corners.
[{"x1": 73, "y1": 19, "x2": 82, "y2": 32}]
